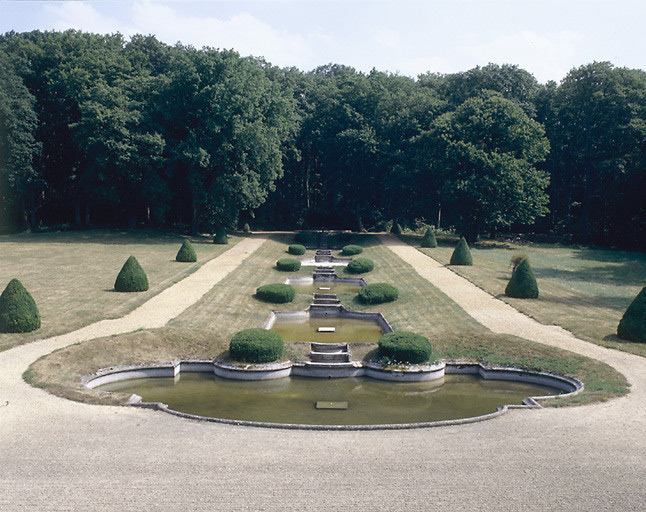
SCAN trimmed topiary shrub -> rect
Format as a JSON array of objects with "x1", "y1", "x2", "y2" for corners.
[
  {"x1": 242, "y1": 222, "x2": 250, "y2": 233},
  {"x1": 450, "y1": 237, "x2": 473, "y2": 265},
  {"x1": 229, "y1": 328, "x2": 284, "y2": 363},
  {"x1": 617, "y1": 286, "x2": 646, "y2": 343},
  {"x1": 390, "y1": 221, "x2": 402, "y2": 235},
  {"x1": 176, "y1": 239, "x2": 197, "y2": 262},
  {"x1": 213, "y1": 226, "x2": 228, "y2": 244},
  {"x1": 0, "y1": 279, "x2": 41, "y2": 333},
  {"x1": 505, "y1": 258, "x2": 539, "y2": 298},
  {"x1": 288, "y1": 244, "x2": 306, "y2": 255},
  {"x1": 276, "y1": 258, "x2": 301, "y2": 271},
  {"x1": 346, "y1": 257, "x2": 374, "y2": 274},
  {"x1": 378, "y1": 331, "x2": 432, "y2": 364},
  {"x1": 420, "y1": 228, "x2": 437, "y2": 248},
  {"x1": 114, "y1": 255, "x2": 149, "y2": 292},
  {"x1": 256, "y1": 283, "x2": 296, "y2": 303},
  {"x1": 358, "y1": 283, "x2": 399, "y2": 304},
  {"x1": 341, "y1": 244, "x2": 363, "y2": 256}
]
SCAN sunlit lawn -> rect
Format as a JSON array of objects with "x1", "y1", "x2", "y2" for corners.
[
  {"x1": 0, "y1": 229, "x2": 242, "y2": 351},
  {"x1": 400, "y1": 233, "x2": 646, "y2": 358}
]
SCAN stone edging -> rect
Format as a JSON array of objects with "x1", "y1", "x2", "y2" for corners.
[{"x1": 82, "y1": 359, "x2": 583, "y2": 430}]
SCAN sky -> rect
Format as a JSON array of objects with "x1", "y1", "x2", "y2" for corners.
[{"x1": 0, "y1": 0, "x2": 643, "y2": 84}]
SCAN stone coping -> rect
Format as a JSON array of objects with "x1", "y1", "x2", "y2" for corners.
[
  {"x1": 263, "y1": 307, "x2": 394, "y2": 334},
  {"x1": 83, "y1": 359, "x2": 583, "y2": 430}
]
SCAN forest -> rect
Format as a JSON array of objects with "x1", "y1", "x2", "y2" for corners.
[{"x1": 0, "y1": 30, "x2": 644, "y2": 249}]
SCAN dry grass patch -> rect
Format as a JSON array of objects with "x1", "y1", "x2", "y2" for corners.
[
  {"x1": 400, "y1": 234, "x2": 646, "y2": 358},
  {"x1": 0, "y1": 229, "x2": 243, "y2": 352}
]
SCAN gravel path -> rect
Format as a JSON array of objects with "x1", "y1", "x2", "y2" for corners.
[{"x1": 1, "y1": 234, "x2": 644, "y2": 511}]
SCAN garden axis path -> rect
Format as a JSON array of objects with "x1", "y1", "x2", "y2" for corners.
[{"x1": 0, "y1": 233, "x2": 644, "y2": 511}]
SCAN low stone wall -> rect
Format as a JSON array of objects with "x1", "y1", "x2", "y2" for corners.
[{"x1": 365, "y1": 361, "x2": 446, "y2": 382}]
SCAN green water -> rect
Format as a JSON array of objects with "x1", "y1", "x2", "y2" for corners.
[
  {"x1": 270, "y1": 316, "x2": 383, "y2": 343},
  {"x1": 98, "y1": 373, "x2": 561, "y2": 426},
  {"x1": 291, "y1": 282, "x2": 362, "y2": 294}
]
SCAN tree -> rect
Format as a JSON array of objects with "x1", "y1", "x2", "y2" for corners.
[
  {"x1": 0, "y1": 49, "x2": 40, "y2": 229},
  {"x1": 417, "y1": 92, "x2": 550, "y2": 242}
]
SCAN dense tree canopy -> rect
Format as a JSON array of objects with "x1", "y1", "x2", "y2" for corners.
[{"x1": 0, "y1": 30, "x2": 644, "y2": 249}]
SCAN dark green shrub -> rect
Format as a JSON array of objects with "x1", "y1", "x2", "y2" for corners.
[
  {"x1": 390, "y1": 221, "x2": 402, "y2": 235},
  {"x1": 505, "y1": 258, "x2": 539, "y2": 298},
  {"x1": 510, "y1": 252, "x2": 528, "y2": 273},
  {"x1": 276, "y1": 258, "x2": 301, "y2": 271},
  {"x1": 213, "y1": 226, "x2": 228, "y2": 244},
  {"x1": 176, "y1": 239, "x2": 197, "y2": 262},
  {"x1": 294, "y1": 231, "x2": 317, "y2": 246},
  {"x1": 420, "y1": 228, "x2": 437, "y2": 248},
  {"x1": 358, "y1": 283, "x2": 399, "y2": 304},
  {"x1": 0, "y1": 279, "x2": 41, "y2": 333},
  {"x1": 450, "y1": 237, "x2": 473, "y2": 265},
  {"x1": 288, "y1": 244, "x2": 306, "y2": 255},
  {"x1": 617, "y1": 286, "x2": 646, "y2": 343},
  {"x1": 378, "y1": 331, "x2": 432, "y2": 364},
  {"x1": 114, "y1": 255, "x2": 149, "y2": 292},
  {"x1": 229, "y1": 328, "x2": 284, "y2": 363},
  {"x1": 346, "y1": 257, "x2": 374, "y2": 274},
  {"x1": 256, "y1": 283, "x2": 296, "y2": 303},
  {"x1": 242, "y1": 222, "x2": 250, "y2": 233},
  {"x1": 341, "y1": 245, "x2": 363, "y2": 256}
]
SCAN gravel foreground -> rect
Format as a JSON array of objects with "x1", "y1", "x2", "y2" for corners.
[{"x1": 0, "y1": 234, "x2": 644, "y2": 511}]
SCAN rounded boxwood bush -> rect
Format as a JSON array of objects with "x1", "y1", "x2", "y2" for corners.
[
  {"x1": 176, "y1": 239, "x2": 197, "y2": 262},
  {"x1": 346, "y1": 257, "x2": 374, "y2": 274},
  {"x1": 256, "y1": 283, "x2": 296, "y2": 303},
  {"x1": 390, "y1": 221, "x2": 402, "y2": 235},
  {"x1": 213, "y1": 226, "x2": 228, "y2": 244},
  {"x1": 450, "y1": 237, "x2": 473, "y2": 265},
  {"x1": 378, "y1": 331, "x2": 432, "y2": 364},
  {"x1": 114, "y1": 255, "x2": 149, "y2": 292},
  {"x1": 505, "y1": 258, "x2": 539, "y2": 298},
  {"x1": 617, "y1": 286, "x2": 646, "y2": 343},
  {"x1": 229, "y1": 328, "x2": 284, "y2": 363},
  {"x1": 276, "y1": 258, "x2": 301, "y2": 271},
  {"x1": 288, "y1": 244, "x2": 306, "y2": 255},
  {"x1": 0, "y1": 279, "x2": 41, "y2": 333},
  {"x1": 420, "y1": 228, "x2": 437, "y2": 248},
  {"x1": 341, "y1": 245, "x2": 363, "y2": 256},
  {"x1": 358, "y1": 283, "x2": 399, "y2": 304}
]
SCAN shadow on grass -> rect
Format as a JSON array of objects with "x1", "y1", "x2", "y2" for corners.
[{"x1": 533, "y1": 263, "x2": 645, "y2": 288}]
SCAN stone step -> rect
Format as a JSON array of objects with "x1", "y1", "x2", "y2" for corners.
[
  {"x1": 313, "y1": 293, "x2": 338, "y2": 300},
  {"x1": 309, "y1": 352, "x2": 351, "y2": 363},
  {"x1": 312, "y1": 299, "x2": 341, "y2": 305},
  {"x1": 310, "y1": 342, "x2": 349, "y2": 353}
]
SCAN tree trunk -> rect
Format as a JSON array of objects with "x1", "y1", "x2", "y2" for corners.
[
  {"x1": 354, "y1": 203, "x2": 365, "y2": 232},
  {"x1": 191, "y1": 198, "x2": 199, "y2": 236},
  {"x1": 74, "y1": 199, "x2": 82, "y2": 227}
]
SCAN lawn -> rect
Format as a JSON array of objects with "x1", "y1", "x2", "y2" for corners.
[
  {"x1": 26, "y1": 232, "x2": 627, "y2": 408},
  {"x1": 0, "y1": 229, "x2": 242, "y2": 352},
  {"x1": 400, "y1": 234, "x2": 646, "y2": 358}
]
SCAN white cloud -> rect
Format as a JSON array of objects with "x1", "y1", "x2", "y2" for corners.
[
  {"x1": 458, "y1": 30, "x2": 585, "y2": 83},
  {"x1": 45, "y1": 1, "x2": 124, "y2": 35}
]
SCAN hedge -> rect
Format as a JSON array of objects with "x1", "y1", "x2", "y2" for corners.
[
  {"x1": 288, "y1": 244, "x2": 306, "y2": 255},
  {"x1": 276, "y1": 258, "x2": 301, "y2": 271},
  {"x1": 617, "y1": 286, "x2": 646, "y2": 343},
  {"x1": 213, "y1": 226, "x2": 228, "y2": 244},
  {"x1": 420, "y1": 228, "x2": 437, "y2": 248},
  {"x1": 176, "y1": 239, "x2": 197, "y2": 262},
  {"x1": 294, "y1": 231, "x2": 317, "y2": 246},
  {"x1": 256, "y1": 283, "x2": 296, "y2": 303},
  {"x1": 346, "y1": 257, "x2": 374, "y2": 274},
  {"x1": 505, "y1": 258, "x2": 539, "y2": 298},
  {"x1": 341, "y1": 245, "x2": 363, "y2": 256},
  {"x1": 114, "y1": 256, "x2": 149, "y2": 292},
  {"x1": 229, "y1": 328, "x2": 284, "y2": 363},
  {"x1": 450, "y1": 237, "x2": 473, "y2": 265},
  {"x1": 358, "y1": 283, "x2": 399, "y2": 304},
  {"x1": 0, "y1": 279, "x2": 41, "y2": 333},
  {"x1": 378, "y1": 331, "x2": 432, "y2": 364}
]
